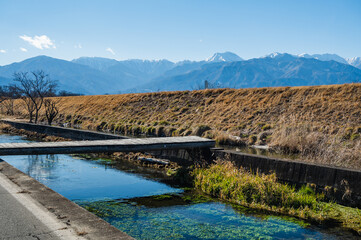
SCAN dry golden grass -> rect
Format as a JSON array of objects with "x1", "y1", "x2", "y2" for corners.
[
  {"x1": 8, "y1": 83, "x2": 361, "y2": 168},
  {"x1": 270, "y1": 115, "x2": 361, "y2": 168}
]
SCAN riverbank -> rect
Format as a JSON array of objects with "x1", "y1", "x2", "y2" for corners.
[
  {"x1": 1, "y1": 127, "x2": 360, "y2": 238},
  {"x1": 6, "y1": 83, "x2": 361, "y2": 169}
]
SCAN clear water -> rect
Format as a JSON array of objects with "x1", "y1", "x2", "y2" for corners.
[{"x1": 0, "y1": 134, "x2": 354, "y2": 239}]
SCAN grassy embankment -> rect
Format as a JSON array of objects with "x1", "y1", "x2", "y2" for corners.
[
  {"x1": 193, "y1": 160, "x2": 361, "y2": 235},
  {"x1": 8, "y1": 83, "x2": 358, "y2": 169},
  {"x1": 3, "y1": 84, "x2": 361, "y2": 234}
]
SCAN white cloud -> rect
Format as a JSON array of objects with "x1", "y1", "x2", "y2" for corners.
[
  {"x1": 74, "y1": 44, "x2": 82, "y2": 49},
  {"x1": 0, "y1": 49, "x2": 6, "y2": 53},
  {"x1": 20, "y1": 47, "x2": 28, "y2": 52},
  {"x1": 199, "y1": 39, "x2": 203, "y2": 43},
  {"x1": 19, "y1": 35, "x2": 56, "y2": 49},
  {"x1": 106, "y1": 47, "x2": 115, "y2": 55}
]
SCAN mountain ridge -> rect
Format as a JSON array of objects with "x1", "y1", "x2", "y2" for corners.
[
  {"x1": 1, "y1": 52, "x2": 360, "y2": 95},
  {"x1": 130, "y1": 55, "x2": 361, "y2": 92}
]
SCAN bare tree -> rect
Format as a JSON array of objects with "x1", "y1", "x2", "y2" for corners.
[
  {"x1": 13, "y1": 71, "x2": 57, "y2": 123},
  {"x1": 0, "y1": 85, "x2": 20, "y2": 115},
  {"x1": 22, "y1": 96, "x2": 37, "y2": 122},
  {"x1": 44, "y1": 99, "x2": 59, "y2": 125}
]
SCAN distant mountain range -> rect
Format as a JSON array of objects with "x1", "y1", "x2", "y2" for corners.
[
  {"x1": 266, "y1": 52, "x2": 361, "y2": 68},
  {"x1": 0, "y1": 56, "x2": 124, "y2": 94},
  {"x1": 0, "y1": 52, "x2": 360, "y2": 95}
]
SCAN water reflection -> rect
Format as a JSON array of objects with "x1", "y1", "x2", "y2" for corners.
[
  {"x1": 3, "y1": 153, "x2": 182, "y2": 202},
  {"x1": 24, "y1": 154, "x2": 59, "y2": 181}
]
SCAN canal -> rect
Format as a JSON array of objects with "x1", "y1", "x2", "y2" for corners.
[{"x1": 0, "y1": 134, "x2": 355, "y2": 239}]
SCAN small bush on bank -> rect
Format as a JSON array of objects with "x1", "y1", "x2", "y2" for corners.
[
  {"x1": 159, "y1": 120, "x2": 170, "y2": 126},
  {"x1": 193, "y1": 160, "x2": 361, "y2": 235},
  {"x1": 193, "y1": 160, "x2": 322, "y2": 211},
  {"x1": 248, "y1": 135, "x2": 257, "y2": 145},
  {"x1": 194, "y1": 125, "x2": 211, "y2": 137},
  {"x1": 261, "y1": 124, "x2": 272, "y2": 131}
]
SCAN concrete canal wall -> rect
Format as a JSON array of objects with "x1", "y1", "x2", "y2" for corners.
[
  {"x1": 118, "y1": 145, "x2": 361, "y2": 206},
  {"x1": 212, "y1": 150, "x2": 361, "y2": 207},
  {"x1": 1, "y1": 120, "x2": 127, "y2": 140}
]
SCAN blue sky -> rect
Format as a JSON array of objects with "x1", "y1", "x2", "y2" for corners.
[{"x1": 0, "y1": 0, "x2": 360, "y2": 65}]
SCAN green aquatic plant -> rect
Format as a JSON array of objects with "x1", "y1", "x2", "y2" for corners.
[
  {"x1": 77, "y1": 197, "x2": 327, "y2": 240},
  {"x1": 181, "y1": 193, "x2": 211, "y2": 204},
  {"x1": 166, "y1": 168, "x2": 178, "y2": 176},
  {"x1": 152, "y1": 194, "x2": 174, "y2": 200}
]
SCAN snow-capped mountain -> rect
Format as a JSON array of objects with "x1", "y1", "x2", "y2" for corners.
[
  {"x1": 263, "y1": 52, "x2": 296, "y2": 61},
  {"x1": 1, "y1": 51, "x2": 361, "y2": 95},
  {"x1": 298, "y1": 53, "x2": 349, "y2": 65},
  {"x1": 263, "y1": 52, "x2": 288, "y2": 58},
  {"x1": 264, "y1": 53, "x2": 361, "y2": 69},
  {"x1": 130, "y1": 54, "x2": 361, "y2": 93},
  {"x1": 73, "y1": 57, "x2": 176, "y2": 87},
  {"x1": 206, "y1": 52, "x2": 243, "y2": 62},
  {"x1": 347, "y1": 57, "x2": 361, "y2": 69}
]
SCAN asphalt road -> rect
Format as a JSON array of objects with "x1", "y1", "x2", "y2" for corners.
[
  {"x1": 0, "y1": 184, "x2": 62, "y2": 239},
  {"x1": 0, "y1": 172, "x2": 82, "y2": 240}
]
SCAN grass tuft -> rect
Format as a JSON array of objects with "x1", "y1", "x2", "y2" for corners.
[{"x1": 193, "y1": 160, "x2": 361, "y2": 235}]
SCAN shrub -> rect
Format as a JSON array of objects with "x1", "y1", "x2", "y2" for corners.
[
  {"x1": 165, "y1": 127, "x2": 176, "y2": 136},
  {"x1": 183, "y1": 130, "x2": 192, "y2": 136},
  {"x1": 257, "y1": 131, "x2": 272, "y2": 144},
  {"x1": 96, "y1": 121, "x2": 107, "y2": 131},
  {"x1": 248, "y1": 135, "x2": 257, "y2": 145},
  {"x1": 194, "y1": 125, "x2": 211, "y2": 137},
  {"x1": 342, "y1": 127, "x2": 354, "y2": 140},
  {"x1": 144, "y1": 126, "x2": 156, "y2": 136},
  {"x1": 159, "y1": 120, "x2": 170, "y2": 126},
  {"x1": 261, "y1": 124, "x2": 272, "y2": 131},
  {"x1": 193, "y1": 161, "x2": 321, "y2": 212},
  {"x1": 351, "y1": 133, "x2": 360, "y2": 141},
  {"x1": 193, "y1": 161, "x2": 361, "y2": 234},
  {"x1": 156, "y1": 126, "x2": 165, "y2": 137},
  {"x1": 356, "y1": 126, "x2": 361, "y2": 134}
]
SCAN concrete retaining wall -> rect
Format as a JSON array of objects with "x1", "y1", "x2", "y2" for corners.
[{"x1": 1, "y1": 120, "x2": 127, "y2": 140}]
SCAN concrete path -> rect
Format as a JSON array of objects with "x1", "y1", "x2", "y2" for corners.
[
  {"x1": 0, "y1": 136, "x2": 215, "y2": 156},
  {"x1": 0, "y1": 171, "x2": 82, "y2": 240}
]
